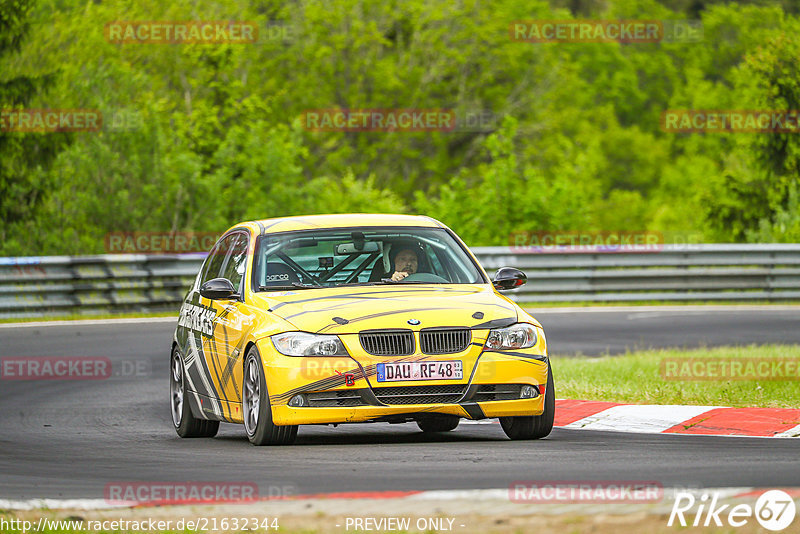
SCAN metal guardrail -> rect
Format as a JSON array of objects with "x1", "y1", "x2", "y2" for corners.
[
  {"x1": 2, "y1": 245, "x2": 799, "y2": 318},
  {"x1": 479, "y1": 244, "x2": 800, "y2": 302},
  {"x1": 0, "y1": 254, "x2": 205, "y2": 319}
]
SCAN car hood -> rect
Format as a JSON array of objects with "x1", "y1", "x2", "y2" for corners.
[{"x1": 250, "y1": 284, "x2": 525, "y2": 334}]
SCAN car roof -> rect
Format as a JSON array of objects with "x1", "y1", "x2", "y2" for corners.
[{"x1": 231, "y1": 214, "x2": 446, "y2": 236}]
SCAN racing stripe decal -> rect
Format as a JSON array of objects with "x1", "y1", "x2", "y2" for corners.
[
  {"x1": 214, "y1": 306, "x2": 243, "y2": 408},
  {"x1": 421, "y1": 215, "x2": 445, "y2": 228},
  {"x1": 471, "y1": 317, "x2": 517, "y2": 329},
  {"x1": 488, "y1": 350, "x2": 548, "y2": 361},
  {"x1": 460, "y1": 402, "x2": 486, "y2": 420},
  {"x1": 269, "y1": 367, "x2": 370, "y2": 403},
  {"x1": 464, "y1": 352, "x2": 483, "y2": 385},
  {"x1": 183, "y1": 293, "x2": 221, "y2": 401},
  {"x1": 176, "y1": 345, "x2": 206, "y2": 420},
  {"x1": 269, "y1": 287, "x2": 475, "y2": 313},
  {"x1": 280, "y1": 297, "x2": 403, "y2": 322},
  {"x1": 258, "y1": 220, "x2": 285, "y2": 235},
  {"x1": 461, "y1": 299, "x2": 517, "y2": 312},
  {"x1": 269, "y1": 354, "x2": 430, "y2": 404},
  {"x1": 270, "y1": 364, "x2": 373, "y2": 403},
  {"x1": 316, "y1": 307, "x2": 461, "y2": 333},
  {"x1": 221, "y1": 342, "x2": 242, "y2": 404},
  {"x1": 203, "y1": 311, "x2": 230, "y2": 412},
  {"x1": 286, "y1": 217, "x2": 327, "y2": 229},
  {"x1": 185, "y1": 331, "x2": 222, "y2": 416}
]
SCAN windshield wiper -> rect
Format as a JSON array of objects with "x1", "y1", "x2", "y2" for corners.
[{"x1": 258, "y1": 282, "x2": 319, "y2": 291}]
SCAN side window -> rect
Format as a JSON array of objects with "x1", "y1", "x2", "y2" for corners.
[
  {"x1": 221, "y1": 233, "x2": 248, "y2": 291},
  {"x1": 195, "y1": 243, "x2": 220, "y2": 288},
  {"x1": 200, "y1": 234, "x2": 236, "y2": 285}
]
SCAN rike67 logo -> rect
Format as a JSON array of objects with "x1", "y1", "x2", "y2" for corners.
[{"x1": 669, "y1": 490, "x2": 796, "y2": 531}]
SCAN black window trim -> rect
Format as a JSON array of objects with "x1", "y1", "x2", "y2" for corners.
[
  {"x1": 196, "y1": 240, "x2": 224, "y2": 290},
  {"x1": 220, "y1": 230, "x2": 250, "y2": 301},
  {"x1": 196, "y1": 228, "x2": 251, "y2": 302}
]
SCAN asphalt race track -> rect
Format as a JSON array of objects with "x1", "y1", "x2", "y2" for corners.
[{"x1": 1, "y1": 306, "x2": 799, "y2": 500}]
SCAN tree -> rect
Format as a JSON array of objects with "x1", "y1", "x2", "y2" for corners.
[
  {"x1": 704, "y1": 25, "x2": 800, "y2": 242},
  {"x1": 0, "y1": 0, "x2": 70, "y2": 250}
]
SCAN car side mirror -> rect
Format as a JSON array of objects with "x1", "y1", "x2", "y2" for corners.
[
  {"x1": 200, "y1": 278, "x2": 238, "y2": 300},
  {"x1": 492, "y1": 267, "x2": 527, "y2": 291}
]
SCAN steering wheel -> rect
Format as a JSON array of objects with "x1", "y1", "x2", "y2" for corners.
[{"x1": 401, "y1": 272, "x2": 449, "y2": 283}]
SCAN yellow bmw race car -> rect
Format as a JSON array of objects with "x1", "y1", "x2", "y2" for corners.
[{"x1": 170, "y1": 214, "x2": 554, "y2": 445}]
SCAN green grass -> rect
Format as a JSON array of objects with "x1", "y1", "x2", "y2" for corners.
[{"x1": 554, "y1": 344, "x2": 800, "y2": 408}]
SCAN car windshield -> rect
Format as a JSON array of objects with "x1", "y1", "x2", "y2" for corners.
[{"x1": 253, "y1": 227, "x2": 485, "y2": 290}]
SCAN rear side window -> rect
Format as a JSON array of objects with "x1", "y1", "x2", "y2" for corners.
[{"x1": 220, "y1": 233, "x2": 248, "y2": 291}]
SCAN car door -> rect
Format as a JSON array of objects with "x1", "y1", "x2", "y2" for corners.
[
  {"x1": 209, "y1": 231, "x2": 251, "y2": 421},
  {"x1": 177, "y1": 234, "x2": 236, "y2": 419}
]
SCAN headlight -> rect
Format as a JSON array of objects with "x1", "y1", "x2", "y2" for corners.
[
  {"x1": 271, "y1": 332, "x2": 349, "y2": 357},
  {"x1": 484, "y1": 323, "x2": 538, "y2": 350}
]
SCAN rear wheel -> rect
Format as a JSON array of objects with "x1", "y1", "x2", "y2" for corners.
[
  {"x1": 500, "y1": 362, "x2": 555, "y2": 440},
  {"x1": 417, "y1": 415, "x2": 460, "y2": 433},
  {"x1": 170, "y1": 348, "x2": 219, "y2": 438},
  {"x1": 243, "y1": 347, "x2": 298, "y2": 446}
]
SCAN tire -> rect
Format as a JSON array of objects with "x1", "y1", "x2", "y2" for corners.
[
  {"x1": 417, "y1": 415, "x2": 460, "y2": 433},
  {"x1": 170, "y1": 348, "x2": 219, "y2": 438},
  {"x1": 500, "y1": 362, "x2": 555, "y2": 440},
  {"x1": 243, "y1": 347, "x2": 298, "y2": 446}
]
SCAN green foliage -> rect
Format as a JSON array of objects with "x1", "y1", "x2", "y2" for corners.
[
  {"x1": 701, "y1": 16, "x2": 800, "y2": 242},
  {"x1": 1, "y1": 0, "x2": 799, "y2": 254},
  {"x1": 415, "y1": 116, "x2": 595, "y2": 245},
  {"x1": 0, "y1": 0, "x2": 70, "y2": 249}
]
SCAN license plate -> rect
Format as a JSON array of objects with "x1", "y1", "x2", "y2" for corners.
[{"x1": 376, "y1": 361, "x2": 463, "y2": 382}]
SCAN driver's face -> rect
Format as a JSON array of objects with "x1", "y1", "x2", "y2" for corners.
[{"x1": 394, "y1": 249, "x2": 418, "y2": 274}]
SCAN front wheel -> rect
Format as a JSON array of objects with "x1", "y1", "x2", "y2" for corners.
[
  {"x1": 170, "y1": 348, "x2": 219, "y2": 438},
  {"x1": 500, "y1": 362, "x2": 555, "y2": 440},
  {"x1": 243, "y1": 347, "x2": 298, "y2": 446}
]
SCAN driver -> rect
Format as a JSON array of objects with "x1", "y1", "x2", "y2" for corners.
[{"x1": 391, "y1": 247, "x2": 421, "y2": 281}]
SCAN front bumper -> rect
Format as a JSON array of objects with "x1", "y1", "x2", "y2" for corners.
[
  {"x1": 271, "y1": 397, "x2": 545, "y2": 425},
  {"x1": 259, "y1": 337, "x2": 549, "y2": 426}
]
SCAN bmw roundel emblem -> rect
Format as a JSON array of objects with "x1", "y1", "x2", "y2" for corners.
[{"x1": 407, "y1": 319, "x2": 421, "y2": 325}]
